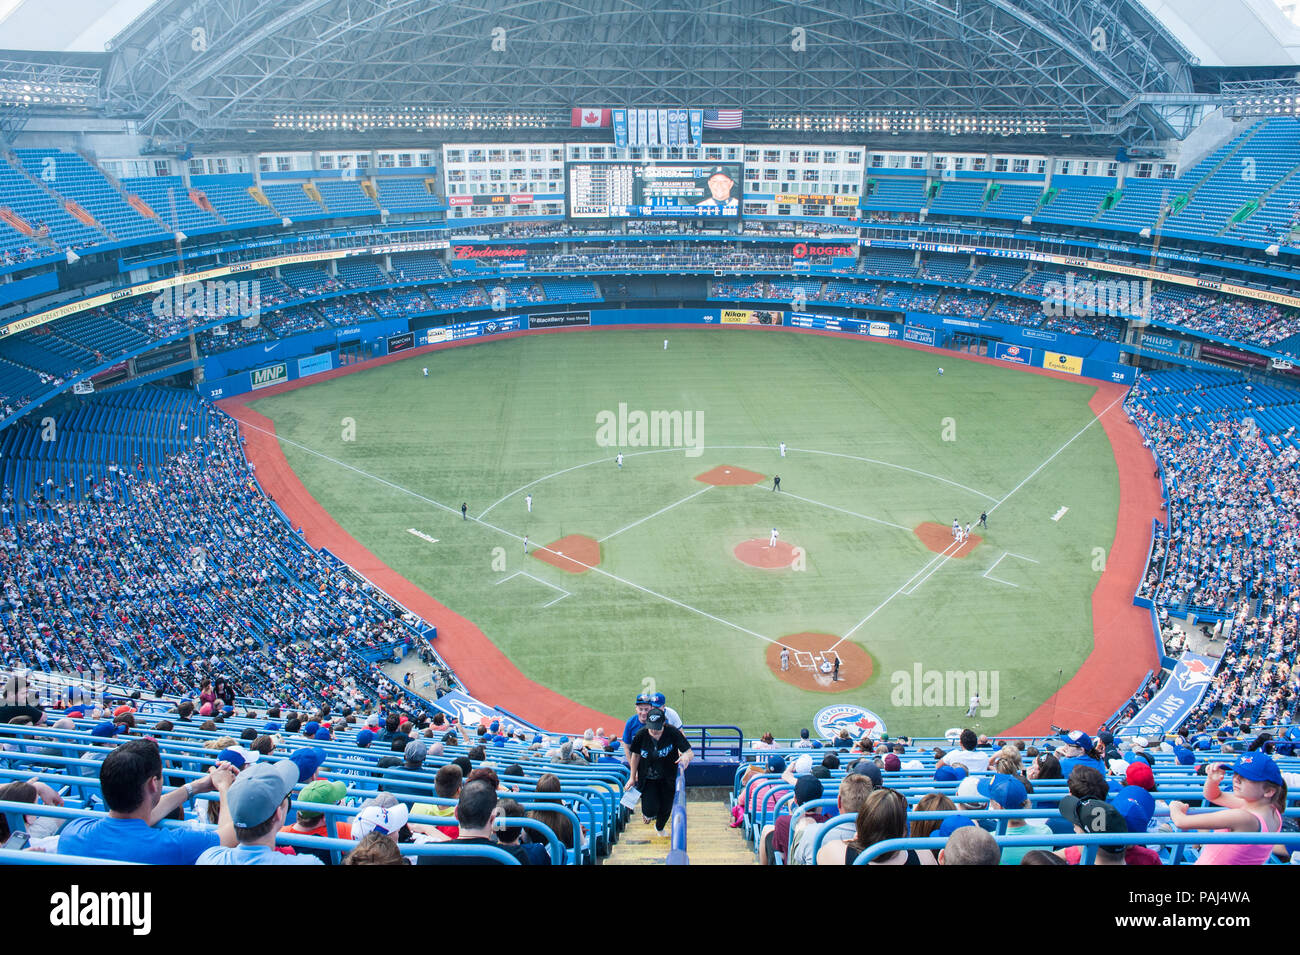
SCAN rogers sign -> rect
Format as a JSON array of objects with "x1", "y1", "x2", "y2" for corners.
[
  {"x1": 792, "y1": 242, "x2": 855, "y2": 259},
  {"x1": 453, "y1": 246, "x2": 529, "y2": 259}
]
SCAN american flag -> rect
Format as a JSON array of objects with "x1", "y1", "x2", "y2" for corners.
[{"x1": 703, "y1": 109, "x2": 742, "y2": 129}]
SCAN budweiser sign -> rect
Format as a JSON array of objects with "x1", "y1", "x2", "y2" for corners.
[{"x1": 452, "y1": 246, "x2": 529, "y2": 259}]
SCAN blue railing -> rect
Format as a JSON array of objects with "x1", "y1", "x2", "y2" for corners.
[{"x1": 666, "y1": 766, "x2": 689, "y2": 865}]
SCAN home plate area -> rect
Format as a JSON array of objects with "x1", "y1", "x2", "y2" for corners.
[{"x1": 765, "y1": 633, "x2": 872, "y2": 692}]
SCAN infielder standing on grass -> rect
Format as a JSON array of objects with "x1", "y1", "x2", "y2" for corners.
[
  {"x1": 770, "y1": 528, "x2": 779, "y2": 548},
  {"x1": 526, "y1": 494, "x2": 533, "y2": 513},
  {"x1": 523, "y1": 535, "x2": 529, "y2": 555},
  {"x1": 779, "y1": 442, "x2": 786, "y2": 457},
  {"x1": 616, "y1": 453, "x2": 624, "y2": 469},
  {"x1": 663, "y1": 339, "x2": 668, "y2": 350}
]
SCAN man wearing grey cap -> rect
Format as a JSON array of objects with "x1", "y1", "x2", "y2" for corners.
[{"x1": 197, "y1": 760, "x2": 323, "y2": 865}]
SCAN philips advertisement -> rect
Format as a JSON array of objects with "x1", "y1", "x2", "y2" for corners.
[{"x1": 566, "y1": 161, "x2": 743, "y2": 219}]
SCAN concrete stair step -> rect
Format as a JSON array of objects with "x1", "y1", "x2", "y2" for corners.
[{"x1": 605, "y1": 798, "x2": 755, "y2": 866}]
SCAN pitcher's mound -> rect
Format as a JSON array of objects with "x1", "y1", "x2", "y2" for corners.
[
  {"x1": 765, "y1": 633, "x2": 872, "y2": 692},
  {"x1": 915, "y1": 522, "x2": 982, "y2": 557},
  {"x1": 533, "y1": 535, "x2": 600, "y2": 574},
  {"x1": 735, "y1": 538, "x2": 797, "y2": 569},
  {"x1": 696, "y1": 465, "x2": 765, "y2": 486}
]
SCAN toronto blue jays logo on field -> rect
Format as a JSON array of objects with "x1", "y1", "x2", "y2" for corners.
[{"x1": 814, "y1": 704, "x2": 887, "y2": 741}]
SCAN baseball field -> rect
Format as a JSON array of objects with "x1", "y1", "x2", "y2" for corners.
[{"x1": 238, "y1": 326, "x2": 1143, "y2": 737}]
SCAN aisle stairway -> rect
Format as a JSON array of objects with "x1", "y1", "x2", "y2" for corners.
[{"x1": 604, "y1": 789, "x2": 756, "y2": 865}]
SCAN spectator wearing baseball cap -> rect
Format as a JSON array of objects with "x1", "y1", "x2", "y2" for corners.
[
  {"x1": 198, "y1": 761, "x2": 322, "y2": 865},
  {"x1": 1056, "y1": 730, "x2": 1106, "y2": 777},
  {"x1": 759, "y1": 774, "x2": 824, "y2": 865},
  {"x1": 1170, "y1": 753, "x2": 1286, "y2": 865},
  {"x1": 280, "y1": 778, "x2": 351, "y2": 864},
  {"x1": 1056, "y1": 796, "x2": 1129, "y2": 865},
  {"x1": 648, "y1": 692, "x2": 682, "y2": 729},
  {"x1": 625, "y1": 707, "x2": 693, "y2": 839},
  {"x1": 620, "y1": 694, "x2": 654, "y2": 762},
  {"x1": 977, "y1": 774, "x2": 1051, "y2": 865},
  {"x1": 1110, "y1": 786, "x2": 1162, "y2": 865}
]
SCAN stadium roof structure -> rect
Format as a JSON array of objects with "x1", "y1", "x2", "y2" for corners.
[{"x1": 79, "y1": 0, "x2": 1210, "y2": 151}]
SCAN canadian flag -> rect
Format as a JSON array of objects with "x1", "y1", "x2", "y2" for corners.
[{"x1": 571, "y1": 108, "x2": 612, "y2": 127}]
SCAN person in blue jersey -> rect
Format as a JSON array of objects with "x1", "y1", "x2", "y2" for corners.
[
  {"x1": 621, "y1": 693, "x2": 654, "y2": 762},
  {"x1": 1055, "y1": 729, "x2": 1106, "y2": 777},
  {"x1": 58, "y1": 737, "x2": 238, "y2": 864}
]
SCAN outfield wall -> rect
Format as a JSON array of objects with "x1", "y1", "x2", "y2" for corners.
[{"x1": 199, "y1": 306, "x2": 1136, "y2": 401}]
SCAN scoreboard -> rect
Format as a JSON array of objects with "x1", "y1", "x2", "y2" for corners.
[{"x1": 566, "y1": 161, "x2": 743, "y2": 219}]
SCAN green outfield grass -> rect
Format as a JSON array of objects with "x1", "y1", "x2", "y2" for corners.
[{"x1": 251, "y1": 328, "x2": 1119, "y2": 736}]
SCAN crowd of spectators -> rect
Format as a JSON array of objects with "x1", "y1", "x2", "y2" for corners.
[
  {"x1": 0, "y1": 392, "x2": 428, "y2": 715},
  {"x1": 1127, "y1": 372, "x2": 1300, "y2": 731}
]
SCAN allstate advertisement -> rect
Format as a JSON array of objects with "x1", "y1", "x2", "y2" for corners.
[
  {"x1": 993, "y1": 342, "x2": 1034, "y2": 365},
  {"x1": 1119, "y1": 653, "x2": 1219, "y2": 739}
]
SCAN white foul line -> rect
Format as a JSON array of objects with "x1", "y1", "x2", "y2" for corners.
[
  {"x1": 982, "y1": 551, "x2": 1038, "y2": 589},
  {"x1": 830, "y1": 391, "x2": 1125, "y2": 648},
  {"x1": 759, "y1": 485, "x2": 910, "y2": 532},
  {"x1": 234, "y1": 419, "x2": 779, "y2": 647},
  {"x1": 599, "y1": 486, "x2": 713, "y2": 542},
  {"x1": 831, "y1": 540, "x2": 963, "y2": 649},
  {"x1": 983, "y1": 553, "x2": 1018, "y2": 588},
  {"x1": 494, "y1": 571, "x2": 571, "y2": 608}
]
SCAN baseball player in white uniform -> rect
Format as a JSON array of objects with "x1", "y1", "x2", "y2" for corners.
[
  {"x1": 526, "y1": 494, "x2": 533, "y2": 513},
  {"x1": 769, "y1": 528, "x2": 779, "y2": 548},
  {"x1": 965, "y1": 522, "x2": 972, "y2": 541},
  {"x1": 779, "y1": 442, "x2": 786, "y2": 457},
  {"x1": 616, "y1": 453, "x2": 623, "y2": 469},
  {"x1": 523, "y1": 535, "x2": 529, "y2": 555},
  {"x1": 952, "y1": 519, "x2": 960, "y2": 540},
  {"x1": 422, "y1": 367, "x2": 428, "y2": 377},
  {"x1": 663, "y1": 339, "x2": 668, "y2": 350},
  {"x1": 780, "y1": 647, "x2": 790, "y2": 671}
]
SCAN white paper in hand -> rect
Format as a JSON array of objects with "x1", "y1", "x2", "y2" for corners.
[{"x1": 620, "y1": 787, "x2": 641, "y2": 810}]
